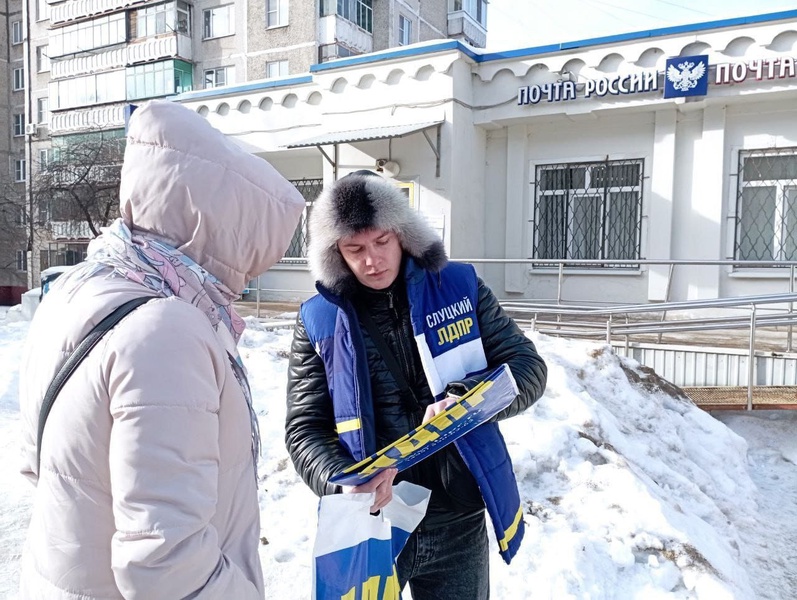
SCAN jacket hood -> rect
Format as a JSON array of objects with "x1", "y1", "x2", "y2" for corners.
[
  {"x1": 119, "y1": 100, "x2": 305, "y2": 294},
  {"x1": 308, "y1": 171, "x2": 447, "y2": 294}
]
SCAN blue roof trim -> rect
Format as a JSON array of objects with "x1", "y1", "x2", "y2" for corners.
[
  {"x1": 174, "y1": 75, "x2": 313, "y2": 101},
  {"x1": 310, "y1": 39, "x2": 481, "y2": 72},
  {"x1": 479, "y1": 9, "x2": 797, "y2": 62},
  {"x1": 171, "y1": 9, "x2": 797, "y2": 103}
]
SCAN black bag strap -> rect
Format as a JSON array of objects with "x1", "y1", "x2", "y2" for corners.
[
  {"x1": 358, "y1": 308, "x2": 421, "y2": 410},
  {"x1": 36, "y1": 296, "x2": 156, "y2": 472}
]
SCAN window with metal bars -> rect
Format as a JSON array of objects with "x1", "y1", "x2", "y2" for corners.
[
  {"x1": 734, "y1": 148, "x2": 797, "y2": 263},
  {"x1": 532, "y1": 159, "x2": 643, "y2": 267},
  {"x1": 283, "y1": 178, "x2": 324, "y2": 259}
]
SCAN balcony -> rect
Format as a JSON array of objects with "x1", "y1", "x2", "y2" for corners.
[
  {"x1": 50, "y1": 0, "x2": 149, "y2": 25},
  {"x1": 51, "y1": 34, "x2": 192, "y2": 80},
  {"x1": 318, "y1": 14, "x2": 373, "y2": 56},
  {"x1": 49, "y1": 220, "x2": 94, "y2": 240},
  {"x1": 447, "y1": 10, "x2": 487, "y2": 48},
  {"x1": 50, "y1": 104, "x2": 126, "y2": 135}
]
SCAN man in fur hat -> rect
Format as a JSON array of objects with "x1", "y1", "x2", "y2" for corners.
[{"x1": 285, "y1": 170, "x2": 547, "y2": 599}]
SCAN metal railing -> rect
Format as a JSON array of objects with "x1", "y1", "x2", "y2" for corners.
[
  {"x1": 248, "y1": 257, "x2": 797, "y2": 409},
  {"x1": 456, "y1": 257, "x2": 797, "y2": 304}
]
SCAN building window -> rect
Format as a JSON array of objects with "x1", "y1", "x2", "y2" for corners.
[
  {"x1": 37, "y1": 0, "x2": 50, "y2": 21},
  {"x1": 11, "y1": 20, "x2": 23, "y2": 45},
  {"x1": 318, "y1": 42, "x2": 358, "y2": 63},
  {"x1": 37, "y1": 97, "x2": 49, "y2": 124},
  {"x1": 176, "y1": 2, "x2": 191, "y2": 33},
  {"x1": 13, "y1": 67, "x2": 25, "y2": 91},
  {"x1": 132, "y1": 3, "x2": 169, "y2": 38},
  {"x1": 734, "y1": 148, "x2": 797, "y2": 262},
  {"x1": 13, "y1": 114, "x2": 24, "y2": 137},
  {"x1": 320, "y1": 0, "x2": 372, "y2": 33},
  {"x1": 266, "y1": 60, "x2": 288, "y2": 78},
  {"x1": 204, "y1": 66, "x2": 233, "y2": 88},
  {"x1": 398, "y1": 14, "x2": 412, "y2": 46},
  {"x1": 49, "y1": 13, "x2": 126, "y2": 57},
  {"x1": 48, "y1": 70, "x2": 127, "y2": 110},
  {"x1": 39, "y1": 148, "x2": 50, "y2": 169},
  {"x1": 448, "y1": 0, "x2": 487, "y2": 27},
  {"x1": 266, "y1": 0, "x2": 288, "y2": 27},
  {"x1": 131, "y1": 2, "x2": 191, "y2": 39},
  {"x1": 14, "y1": 159, "x2": 27, "y2": 182},
  {"x1": 126, "y1": 59, "x2": 193, "y2": 99},
  {"x1": 16, "y1": 250, "x2": 27, "y2": 272},
  {"x1": 203, "y1": 5, "x2": 233, "y2": 39},
  {"x1": 41, "y1": 242, "x2": 89, "y2": 271},
  {"x1": 37, "y1": 46, "x2": 50, "y2": 72},
  {"x1": 284, "y1": 178, "x2": 324, "y2": 258},
  {"x1": 15, "y1": 204, "x2": 27, "y2": 226},
  {"x1": 532, "y1": 159, "x2": 644, "y2": 265}
]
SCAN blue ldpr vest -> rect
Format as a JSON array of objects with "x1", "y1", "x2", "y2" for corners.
[{"x1": 302, "y1": 259, "x2": 524, "y2": 563}]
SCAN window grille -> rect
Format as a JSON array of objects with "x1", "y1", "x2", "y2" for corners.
[
  {"x1": 532, "y1": 158, "x2": 644, "y2": 267},
  {"x1": 284, "y1": 178, "x2": 323, "y2": 259},
  {"x1": 734, "y1": 148, "x2": 797, "y2": 263}
]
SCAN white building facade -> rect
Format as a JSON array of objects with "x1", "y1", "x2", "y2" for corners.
[{"x1": 175, "y1": 10, "x2": 797, "y2": 304}]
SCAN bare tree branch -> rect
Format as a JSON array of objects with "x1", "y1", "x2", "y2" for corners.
[{"x1": 33, "y1": 129, "x2": 125, "y2": 240}]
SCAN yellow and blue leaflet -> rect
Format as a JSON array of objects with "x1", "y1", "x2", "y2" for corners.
[{"x1": 330, "y1": 364, "x2": 518, "y2": 487}]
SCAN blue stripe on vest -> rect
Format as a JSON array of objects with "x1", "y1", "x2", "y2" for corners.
[
  {"x1": 455, "y1": 426, "x2": 525, "y2": 564},
  {"x1": 302, "y1": 292, "x2": 376, "y2": 459},
  {"x1": 303, "y1": 261, "x2": 525, "y2": 562}
]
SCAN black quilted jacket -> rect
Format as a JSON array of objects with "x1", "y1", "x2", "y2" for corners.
[{"x1": 285, "y1": 274, "x2": 547, "y2": 527}]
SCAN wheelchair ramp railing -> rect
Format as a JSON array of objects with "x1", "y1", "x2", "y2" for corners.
[{"x1": 503, "y1": 292, "x2": 797, "y2": 410}]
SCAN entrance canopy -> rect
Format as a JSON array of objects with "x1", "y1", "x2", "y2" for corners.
[{"x1": 285, "y1": 120, "x2": 444, "y2": 178}]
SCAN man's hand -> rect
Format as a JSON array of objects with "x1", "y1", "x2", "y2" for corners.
[
  {"x1": 422, "y1": 396, "x2": 459, "y2": 423},
  {"x1": 342, "y1": 468, "x2": 398, "y2": 512}
]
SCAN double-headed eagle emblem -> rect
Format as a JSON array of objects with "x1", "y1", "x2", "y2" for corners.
[{"x1": 666, "y1": 60, "x2": 707, "y2": 91}]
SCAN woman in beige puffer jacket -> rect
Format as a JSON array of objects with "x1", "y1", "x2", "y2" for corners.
[{"x1": 17, "y1": 101, "x2": 304, "y2": 599}]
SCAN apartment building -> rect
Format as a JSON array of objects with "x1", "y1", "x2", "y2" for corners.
[
  {"x1": 0, "y1": 0, "x2": 29, "y2": 303},
  {"x1": 0, "y1": 0, "x2": 488, "y2": 303}
]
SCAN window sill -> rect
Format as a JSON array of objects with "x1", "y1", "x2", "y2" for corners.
[
  {"x1": 202, "y1": 33, "x2": 235, "y2": 41},
  {"x1": 528, "y1": 267, "x2": 643, "y2": 276},
  {"x1": 266, "y1": 23, "x2": 289, "y2": 30},
  {"x1": 275, "y1": 260, "x2": 309, "y2": 269},
  {"x1": 728, "y1": 269, "x2": 797, "y2": 279}
]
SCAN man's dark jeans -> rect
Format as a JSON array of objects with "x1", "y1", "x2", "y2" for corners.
[{"x1": 397, "y1": 512, "x2": 489, "y2": 599}]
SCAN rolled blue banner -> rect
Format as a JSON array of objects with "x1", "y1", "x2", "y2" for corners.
[{"x1": 330, "y1": 364, "x2": 518, "y2": 487}]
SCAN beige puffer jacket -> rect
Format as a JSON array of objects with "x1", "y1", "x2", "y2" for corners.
[{"x1": 17, "y1": 101, "x2": 304, "y2": 599}]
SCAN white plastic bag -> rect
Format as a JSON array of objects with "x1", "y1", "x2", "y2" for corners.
[{"x1": 312, "y1": 481, "x2": 431, "y2": 600}]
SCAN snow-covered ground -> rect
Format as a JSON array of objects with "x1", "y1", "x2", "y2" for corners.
[{"x1": 1, "y1": 305, "x2": 796, "y2": 599}]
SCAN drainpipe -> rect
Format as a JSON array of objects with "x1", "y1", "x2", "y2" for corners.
[{"x1": 22, "y1": 0, "x2": 34, "y2": 289}]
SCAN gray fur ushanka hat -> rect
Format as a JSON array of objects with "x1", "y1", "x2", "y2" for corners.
[{"x1": 308, "y1": 170, "x2": 447, "y2": 294}]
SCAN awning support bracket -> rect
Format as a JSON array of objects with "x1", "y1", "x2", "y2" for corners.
[
  {"x1": 307, "y1": 123, "x2": 441, "y2": 179},
  {"x1": 422, "y1": 124, "x2": 441, "y2": 177},
  {"x1": 316, "y1": 144, "x2": 339, "y2": 180}
]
